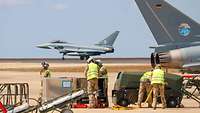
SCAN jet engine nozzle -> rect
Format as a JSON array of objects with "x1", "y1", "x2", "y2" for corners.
[{"x1": 151, "y1": 50, "x2": 183, "y2": 69}]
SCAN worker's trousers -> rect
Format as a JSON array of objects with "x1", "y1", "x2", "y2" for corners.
[
  {"x1": 138, "y1": 82, "x2": 152, "y2": 107},
  {"x1": 152, "y1": 84, "x2": 166, "y2": 108},
  {"x1": 87, "y1": 78, "x2": 98, "y2": 108}
]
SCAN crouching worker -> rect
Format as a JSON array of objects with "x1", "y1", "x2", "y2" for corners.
[
  {"x1": 137, "y1": 70, "x2": 153, "y2": 108},
  {"x1": 84, "y1": 57, "x2": 99, "y2": 108}
]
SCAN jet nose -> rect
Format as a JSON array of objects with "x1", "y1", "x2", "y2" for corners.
[{"x1": 36, "y1": 44, "x2": 51, "y2": 49}]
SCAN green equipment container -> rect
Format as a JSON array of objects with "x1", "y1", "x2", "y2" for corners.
[{"x1": 112, "y1": 72, "x2": 183, "y2": 108}]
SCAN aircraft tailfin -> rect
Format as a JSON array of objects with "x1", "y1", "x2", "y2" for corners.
[
  {"x1": 95, "y1": 31, "x2": 120, "y2": 47},
  {"x1": 135, "y1": 0, "x2": 200, "y2": 45}
]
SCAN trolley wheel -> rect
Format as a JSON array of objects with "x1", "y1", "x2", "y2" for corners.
[
  {"x1": 60, "y1": 109, "x2": 73, "y2": 113},
  {"x1": 118, "y1": 99, "x2": 129, "y2": 107},
  {"x1": 167, "y1": 97, "x2": 178, "y2": 108}
]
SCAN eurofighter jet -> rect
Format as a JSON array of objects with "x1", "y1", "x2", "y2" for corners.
[
  {"x1": 37, "y1": 31, "x2": 119, "y2": 60},
  {"x1": 135, "y1": 0, "x2": 200, "y2": 72}
]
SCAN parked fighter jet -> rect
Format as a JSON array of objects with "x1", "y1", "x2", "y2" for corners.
[
  {"x1": 37, "y1": 31, "x2": 119, "y2": 60},
  {"x1": 135, "y1": 0, "x2": 200, "y2": 71}
]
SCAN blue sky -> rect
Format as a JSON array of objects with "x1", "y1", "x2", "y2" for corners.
[{"x1": 0, "y1": 0, "x2": 200, "y2": 58}]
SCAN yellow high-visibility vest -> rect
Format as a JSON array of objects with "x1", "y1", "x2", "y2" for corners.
[
  {"x1": 151, "y1": 69, "x2": 165, "y2": 84},
  {"x1": 140, "y1": 71, "x2": 152, "y2": 82},
  {"x1": 87, "y1": 63, "x2": 98, "y2": 80},
  {"x1": 43, "y1": 69, "x2": 51, "y2": 78}
]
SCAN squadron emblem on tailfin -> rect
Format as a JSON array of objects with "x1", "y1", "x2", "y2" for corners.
[{"x1": 178, "y1": 23, "x2": 191, "y2": 37}]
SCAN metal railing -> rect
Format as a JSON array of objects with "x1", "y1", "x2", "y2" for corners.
[{"x1": 0, "y1": 83, "x2": 29, "y2": 107}]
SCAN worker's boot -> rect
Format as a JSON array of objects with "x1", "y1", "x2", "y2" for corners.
[
  {"x1": 161, "y1": 97, "x2": 166, "y2": 109},
  {"x1": 148, "y1": 104, "x2": 152, "y2": 108},
  {"x1": 162, "y1": 104, "x2": 166, "y2": 109},
  {"x1": 152, "y1": 101, "x2": 156, "y2": 110},
  {"x1": 137, "y1": 103, "x2": 141, "y2": 108},
  {"x1": 152, "y1": 103, "x2": 156, "y2": 110}
]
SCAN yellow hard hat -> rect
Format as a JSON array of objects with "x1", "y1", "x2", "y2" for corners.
[
  {"x1": 87, "y1": 57, "x2": 94, "y2": 63},
  {"x1": 41, "y1": 61, "x2": 49, "y2": 68}
]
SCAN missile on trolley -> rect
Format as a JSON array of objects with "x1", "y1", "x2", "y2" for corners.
[
  {"x1": 7, "y1": 103, "x2": 29, "y2": 113},
  {"x1": 39, "y1": 90, "x2": 85, "y2": 112}
]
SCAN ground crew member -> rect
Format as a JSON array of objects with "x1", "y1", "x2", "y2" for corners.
[
  {"x1": 137, "y1": 70, "x2": 153, "y2": 108},
  {"x1": 96, "y1": 59, "x2": 109, "y2": 107},
  {"x1": 95, "y1": 60, "x2": 107, "y2": 78},
  {"x1": 40, "y1": 61, "x2": 51, "y2": 78},
  {"x1": 39, "y1": 61, "x2": 51, "y2": 102},
  {"x1": 84, "y1": 57, "x2": 99, "y2": 108},
  {"x1": 151, "y1": 64, "x2": 166, "y2": 110}
]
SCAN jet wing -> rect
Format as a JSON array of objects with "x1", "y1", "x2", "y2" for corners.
[
  {"x1": 76, "y1": 49, "x2": 105, "y2": 53},
  {"x1": 60, "y1": 48, "x2": 105, "y2": 53},
  {"x1": 67, "y1": 52, "x2": 102, "y2": 56}
]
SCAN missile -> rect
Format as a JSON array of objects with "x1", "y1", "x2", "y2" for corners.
[
  {"x1": 7, "y1": 103, "x2": 29, "y2": 113},
  {"x1": 39, "y1": 90, "x2": 85, "y2": 112}
]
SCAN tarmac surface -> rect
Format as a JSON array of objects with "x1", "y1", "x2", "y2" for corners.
[{"x1": 0, "y1": 58, "x2": 199, "y2": 113}]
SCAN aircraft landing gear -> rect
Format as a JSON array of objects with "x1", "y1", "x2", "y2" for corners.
[
  {"x1": 62, "y1": 53, "x2": 66, "y2": 60},
  {"x1": 80, "y1": 56, "x2": 84, "y2": 60},
  {"x1": 86, "y1": 56, "x2": 90, "y2": 60},
  {"x1": 80, "y1": 56, "x2": 90, "y2": 60}
]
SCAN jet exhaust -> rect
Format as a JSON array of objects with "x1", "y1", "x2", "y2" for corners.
[{"x1": 151, "y1": 49, "x2": 183, "y2": 69}]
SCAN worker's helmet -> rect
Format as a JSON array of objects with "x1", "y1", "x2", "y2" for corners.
[
  {"x1": 41, "y1": 61, "x2": 49, "y2": 68},
  {"x1": 96, "y1": 59, "x2": 102, "y2": 65},
  {"x1": 155, "y1": 64, "x2": 161, "y2": 69},
  {"x1": 41, "y1": 61, "x2": 47, "y2": 66},
  {"x1": 87, "y1": 57, "x2": 94, "y2": 63}
]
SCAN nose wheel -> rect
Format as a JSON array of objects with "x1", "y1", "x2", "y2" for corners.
[
  {"x1": 86, "y1": 56, "x2": 90, "y2": 60},
  {"x1": 80, "y1": 56, "x2": 90, "y2": 60}
]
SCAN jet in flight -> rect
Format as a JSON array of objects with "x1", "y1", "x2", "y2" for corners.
[
  {"x1": 37, "y1": 31, "x2": 119, "y2": 60},
  {"x1": 135, "y1": 0, "x2": 200, "y2": 72}
]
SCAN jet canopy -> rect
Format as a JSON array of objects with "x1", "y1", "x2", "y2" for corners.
[{"x1": 50, "y1": 40, "x2": 68, "y2": 44}]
